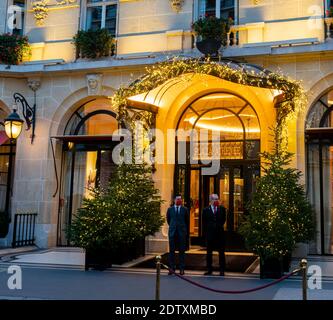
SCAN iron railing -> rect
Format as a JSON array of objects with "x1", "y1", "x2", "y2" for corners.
[{"x1": 12, "y1": 213, "x2": 37, "y2": 248}]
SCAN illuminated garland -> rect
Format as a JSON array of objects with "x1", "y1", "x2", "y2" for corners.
[{"x1": 113, "y1": 57, "x2": 307, "y2": 140}]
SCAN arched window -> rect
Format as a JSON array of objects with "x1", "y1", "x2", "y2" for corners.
[
  {"x1": 306, "y1": 89, "x2": 333, "y2": 255},
  {"x1": 177, "y1": 93, "x2": 261, "y2": 160},
  {"x1": 58, "y1": 99, "x2": 120, "y2": 246},
  {"x1": 64, "y1": 99, "x2": 119, "y2": 136}
]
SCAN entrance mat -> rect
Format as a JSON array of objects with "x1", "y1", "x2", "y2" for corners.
[{"x1": 132, "y1": 253, "x2": 257, "y2": 273}]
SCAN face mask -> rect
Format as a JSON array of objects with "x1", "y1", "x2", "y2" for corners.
[
  {"x1": 213, "y1": 200, "x2": 219, "y2": 207},
  {"x1": 175, "y1": 199, "x2": 182, "y2": 206}
]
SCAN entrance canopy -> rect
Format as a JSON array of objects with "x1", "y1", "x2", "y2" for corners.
[
  {"x1": 123, "y1": 59, "x2": 301, "y2": 115},
  {"x1": 127, "y1": 73, "x2": 282, "y2": 112}
]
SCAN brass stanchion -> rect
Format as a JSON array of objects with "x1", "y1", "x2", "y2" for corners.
[
  {"x1": 300, "y1": 259, "x2": 308, "y2": 301},
  {"x1": 155, "y1": 255, "x2": 161, "y2": 300}
]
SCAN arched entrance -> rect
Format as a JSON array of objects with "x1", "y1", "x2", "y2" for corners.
[
  {"x1": 57, "y1": 98, "x2": 121, "y2": 246},
  {"x1": 174, "y1": 92, "x2": 261, "y2": 250},
  {"x1": 306, "y1": 88, "x2": 333, "y2": 255}
]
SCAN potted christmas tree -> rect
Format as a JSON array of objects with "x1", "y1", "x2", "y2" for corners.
[
  {"x1": 67, "y1": 163, "x2": 164, "y2": 270},
  {"x1": 239, "y1": 129, "x2": 314, "y2": 279}
]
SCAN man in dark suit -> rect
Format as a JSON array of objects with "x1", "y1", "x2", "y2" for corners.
[
  {"x1": 166, "y1": 195, "x2": 189, "y2": 275},
  {"x1": 202, "y1": 194, "x2": 226, "y2": 276}
]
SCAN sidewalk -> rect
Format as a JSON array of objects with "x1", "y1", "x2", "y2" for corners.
[
  {"x1": 1, "y1": 247, "x2": 333, "y2": 280},
  {"x1": 0, "y1": 246, "x2": 38, "y2": 259},
  {"x1": 0, "y1": 248, "x2": 333, "y2": 300},
  {"x1": 0, "y1": 247, "x2": 85, "y2": 269}
]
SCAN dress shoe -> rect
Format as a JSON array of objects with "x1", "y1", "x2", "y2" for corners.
[
  {"x1": 168, "y1": 269, "x2": 175, "y2": 275},
  {"x1": 180, "y1": 269, "x2": 185, "y2": 275},
  {"x1": 204, "y1": 270, "x2": 213, "y2": 276}
]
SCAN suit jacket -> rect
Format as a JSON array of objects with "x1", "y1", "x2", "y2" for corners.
[
  {"x1": 202, "y1": 205, "x2": 226, "y2": 245},
  {"x1": 166, "y1": 206, "x2": 189, "y2": 239}
]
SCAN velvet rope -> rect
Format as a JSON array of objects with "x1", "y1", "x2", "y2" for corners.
[{"x1": 161, "y1": 263, "x2": 301, "y2": 295}]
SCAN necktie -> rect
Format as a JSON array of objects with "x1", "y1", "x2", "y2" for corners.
[{"x1": 214, "y1": 206, "x2": 217, "y2": 215}]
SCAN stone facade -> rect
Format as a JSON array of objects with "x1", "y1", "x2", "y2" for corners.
[{"x1": 0, "y1": 0, "x2": 332, "y2": 255}]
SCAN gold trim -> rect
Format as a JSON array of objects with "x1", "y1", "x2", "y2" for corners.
[{"x1": 28, "y1": 4, "x2": 79, "y2": 12}]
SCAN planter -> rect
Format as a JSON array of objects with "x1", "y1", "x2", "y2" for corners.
[
  {"x1": 260, "y1": 257, "x2": 283, "y2": 279},
  {"x1": 196, "y1": 38, "x2": 222, "y2": 56},
  {"x1": 112, "y1": 238, "x2": 145, "y2": 265},
  {"x1": 282, "y1": 253, "x2": 291, "y2": 273},
  {"x1": 292, "y1": 242, "x2": 308, "y2": 259},
  {"x1": 85, "y1": 238, "x2": 145, "y2": 270},
  {"x1": 85, "y1": 247, "x2": 113, "y2": 271}
]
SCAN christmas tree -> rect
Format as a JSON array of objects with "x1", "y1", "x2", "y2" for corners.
[
  {"x1": 67, "y1": 163, "x2": 164, "y2": 252},
  {"x1": 239, "y1": 129, "x2": 314, "y2": 260}
]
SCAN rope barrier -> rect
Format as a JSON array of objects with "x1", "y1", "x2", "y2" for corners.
[
  {"x1": 155, "y1": 256, "x2": 308, "y2": 299},
  {"x1": 160, "y1": 263, "x2": 300, "y2": 295}
]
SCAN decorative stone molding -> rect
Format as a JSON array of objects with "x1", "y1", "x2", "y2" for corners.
[
  {"x1": 55, "y1": 0, "x2": 77, "y2": 4},
  {"x1": 86, "y1": 74, "x2": 103, "y2": 96},
  {"x1": 170, "y1": 0, "x2": 184, "y2": 13},
  {"x1": 28, "y1": 78, "x2": 41, "y2": 92},
  {"x1": 32, "y1": 0, "x2": 49, "y2": 26},
  {"x1": 252, "y1": 0, "x2": 261, "y2": 4},
  {"x1": 325, "y1": 17, "x2": 333, "y2": 39}
]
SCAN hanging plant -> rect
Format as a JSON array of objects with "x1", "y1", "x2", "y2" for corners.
[{"x1": 32, "y1": 0, "x2": 49, "y2": 26}]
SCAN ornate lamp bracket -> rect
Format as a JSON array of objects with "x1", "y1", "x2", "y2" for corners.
[{"x1": 13, "y1": 79, "x2": 41, "y2": 144}]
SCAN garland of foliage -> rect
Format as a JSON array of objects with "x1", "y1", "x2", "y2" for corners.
[{"x1": 113, "y1": 57, "x2": 307, "y2": 139}]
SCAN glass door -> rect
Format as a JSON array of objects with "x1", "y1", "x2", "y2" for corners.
[
  {"x1": 188, "y1": 163, "x2": 259, "y2": 250},
  {"x1": 322, "y1": 144, "x2": 333, "y2": 254},
  {"x1": 307, "y1": 142, "x2": 333, "y2": 255},
  {"x1": 190, "y1": 169, "x2": 200, "y2": 237},
  {"x1": 58, "y1": 141, "x2": 116, "y2": 246},
  {"x1": 233, "y1": 166, "x2": 244, "y2": 232}
]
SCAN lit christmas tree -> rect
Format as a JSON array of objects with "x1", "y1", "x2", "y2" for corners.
[{"x1": 239, "y1": 128, "x2": 314, "y2": 260}]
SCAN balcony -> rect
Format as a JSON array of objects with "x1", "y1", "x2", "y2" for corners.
[{"x1": 223, "y1": 18, "x2": 330, "y2": 58}]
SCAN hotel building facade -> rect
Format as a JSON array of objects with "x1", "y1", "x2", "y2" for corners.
[{"x1": 0, "y1": 0, "x2": 332, "y2": 257}]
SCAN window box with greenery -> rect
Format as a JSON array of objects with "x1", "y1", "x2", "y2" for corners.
[
  {"x1": 73, "y1": 28, "x2": 115, "y2": 59},
  {"x1": 67, "y1": 163, "x2": 164, "y2": 270},
  {"x1": 239, "y1": 131, "x2": 314, "y2": 279},
  {"x1": 192, "y1": 16, "x2": 231, "y2": 56},
  {"x1": 0, "y1": 34, "x2": 31, "y2": 65}
]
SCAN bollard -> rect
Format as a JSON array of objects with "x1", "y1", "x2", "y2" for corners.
[
  {"x1": 155, "y1": 255, "x2": 161, "y2": 300},
  {"x1": 300, "y1": 259, "x2": 308, "y2": 301}
]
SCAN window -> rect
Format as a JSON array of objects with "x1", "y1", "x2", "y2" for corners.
[
  {"x1": 85, "y1": 0, "x2": 117, "y2": 36},
  {"x1": 306, "y1": 88, "x2": 333, "y2": 255},
  {"x1": 197, "y1": 0, "x2": 235, "y2": 20},
  {"x1": 64, "y1": 101, "x2": 119, "y2": 136},
  {"x1": 7, "y1": 0, "x2": 25, "y2": 35},
  {"x1": 58, "y1": 99, "x2": 121, "y2": 245}
]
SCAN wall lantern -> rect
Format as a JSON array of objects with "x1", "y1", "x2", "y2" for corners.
[
  {"x1": 5, "y1": 93, "x2": 37, "y2": 143},
  {"x1": 4, "y1": 109, "x2": 24, "y2": 140}
]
